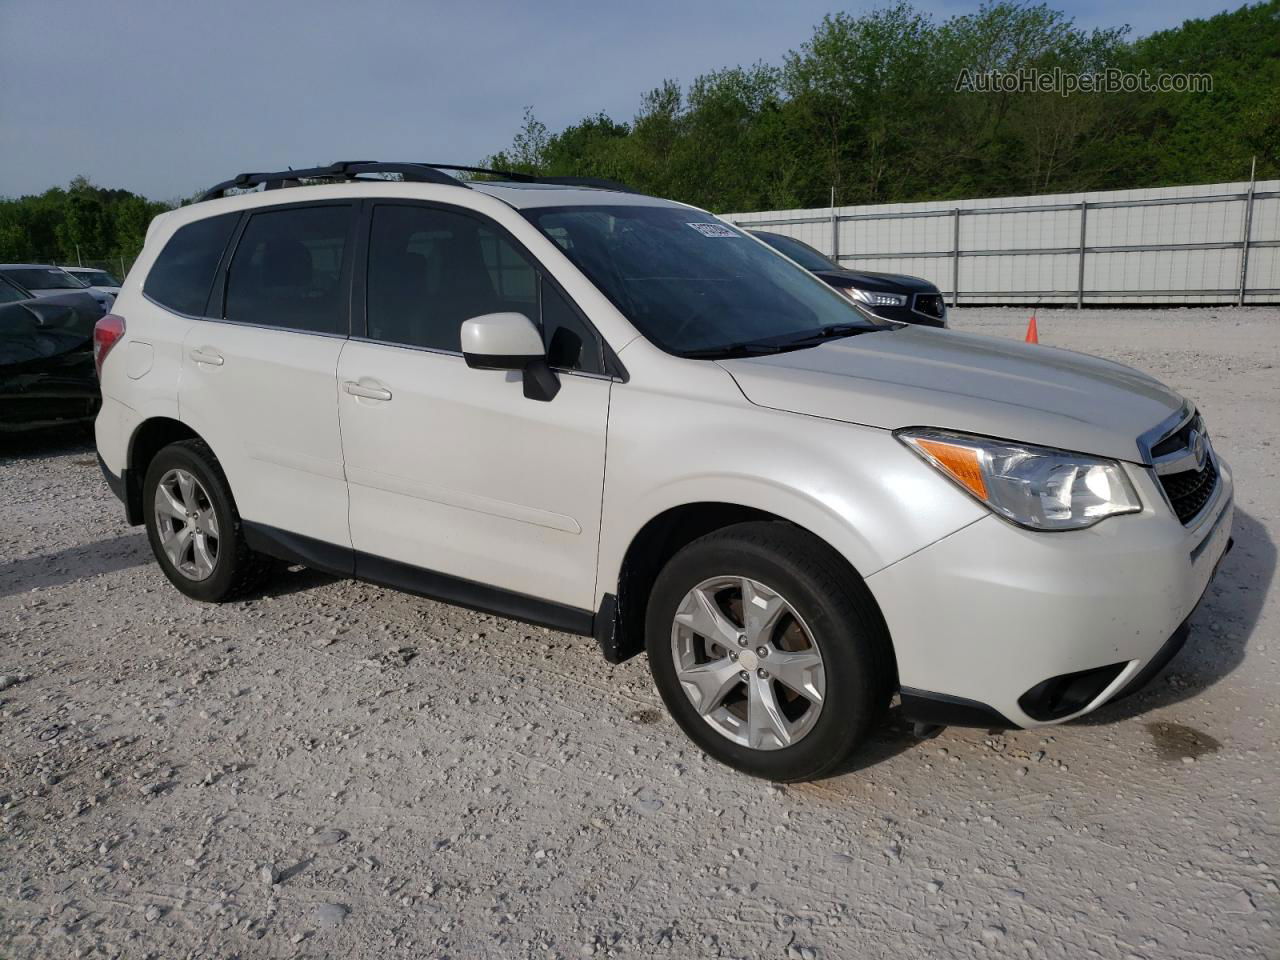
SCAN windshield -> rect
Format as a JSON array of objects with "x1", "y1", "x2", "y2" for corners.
[
  {"x1": 523, "y1": 205, "x2": 880, "y2": 356},
  {"x1": 2, "y1": 267, "x2": 86, "y2": 290},
  {"x1": 0, "y1": 277, "x2": 28, "y2": 303},
  {"x1": 754, "y1": 232, "x2": 838, "y2": 272},
  {"x1": 76, "y1": 269, "x2": 120, "y2": 286}
]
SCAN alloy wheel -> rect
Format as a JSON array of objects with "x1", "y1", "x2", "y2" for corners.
[
  {"x1": 670, "y1": 576, "x2": 826, "y2": 750},
  {"x1": 153, "y1": 468, "x2": 219, "y2": 581}
]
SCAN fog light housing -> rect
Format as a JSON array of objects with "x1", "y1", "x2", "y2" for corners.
[{"x1": 1017, "y1": 662, "x2": 1127, "y2": 721}]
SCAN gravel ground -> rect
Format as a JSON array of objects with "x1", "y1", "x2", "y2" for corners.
[{"x1": 1, "y1": 306, "x2": 1276, "y2": 960}]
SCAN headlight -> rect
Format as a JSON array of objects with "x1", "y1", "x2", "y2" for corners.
[
  {"x1": 843, "y1": 287, "x2": 906, "y2": 308},
  {"x1": 897, "y1": 429, "x2": 1141, "y2": 530}
]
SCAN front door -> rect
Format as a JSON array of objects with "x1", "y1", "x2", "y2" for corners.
[{"x1": 337, "y1": 201, "x2": 611, "y2": 612}]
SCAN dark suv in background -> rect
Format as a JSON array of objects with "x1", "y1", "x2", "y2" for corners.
[{"x1": 752, "y1": 230, "x2": 947, "y2": 328}]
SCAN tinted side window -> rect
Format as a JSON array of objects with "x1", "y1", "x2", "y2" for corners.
[
  {"x1": 542, "y1": 277, "x2": 603, "y2": 374},
  {"x1": 367, "y1": 205, "x2": 539, "y2": 352},
  {"x1": 143, "y1": 213, "x2": 239, "y2": 316},
  {"x1": 367, "y1": 205, "x2": 603, "y2": 372},
  {"x1": 225, "y1": 205, "x2": 352, "y2": 334}
]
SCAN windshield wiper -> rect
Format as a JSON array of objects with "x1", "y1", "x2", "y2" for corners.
[
  {"x1": 678, "y1": 341, "x2": 791, "y2": 360},
  {"x1": 775, "y1": 323, "x2": 878, "y2": 347},
  {"x1": 679, "y1": 324, "x2": 880, "y2": 360}
]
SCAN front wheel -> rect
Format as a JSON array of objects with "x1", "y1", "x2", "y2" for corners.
[{"x1": 645, "y1": 522, "x2": 892, "y2": 781}]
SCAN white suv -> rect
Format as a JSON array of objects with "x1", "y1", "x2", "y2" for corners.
[{"x1": 94, "y1": 162, "x2": 1233, "y2": 781}]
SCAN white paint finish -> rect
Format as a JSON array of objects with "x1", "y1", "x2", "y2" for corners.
[
  {"x1": 93, "y1": 281, "x2": 191, "y2": 468},
  {"x1": 718, "y1": 325, "x2": 1184, "y2": 462},
  {"x1": 337, "y1": 340, "x2": 609, "y2": 609},
  {"x1": 179, "y1": 322, "x2": 350, "y2": 548},
  {"x1": 124, "y1": 341, "x2": 153, "y2": 379},
  {"x1": 594, "y1": 344, "x2": 988, "y2": 606},
  {"x1": 96, "y1": 178, "x2": 1241, "y2": 736},
  {"x1": 869, "y1": 458, "x2": 1233, "y2": 727},
  {"x1": 459, "y1": 312, "x2": 544, "y2": 359}
]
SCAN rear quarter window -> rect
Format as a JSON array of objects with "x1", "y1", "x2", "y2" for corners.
[{"x1": 143, "y1": 213, "x2": 240, "y2": 316}]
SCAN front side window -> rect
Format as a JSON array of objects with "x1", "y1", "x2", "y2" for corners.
[
  {"x1": 365, "y1": 204, "x2": 602, "y2": 372},
  {"x1": 525, "y1": 205, "x2": 882, "y2": 357},
  {"x1": 225, "y1": 205, "x2": 352, "y2": 334},
  {"x1": 144, "y1": 213, "x2": 240, "y2": 316},
  {"x1": 3, "y1": 267, "x2": 86, "y2": 291}
]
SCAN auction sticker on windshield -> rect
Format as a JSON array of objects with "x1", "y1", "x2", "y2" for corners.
[{"x1": 687, "y1": 222, "x2": 738, "y2": 238}]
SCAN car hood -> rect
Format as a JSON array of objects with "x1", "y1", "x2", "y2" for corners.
[
  {"x1": 717, "y1": 326, "x2": 1184, "y2": 462},
  {"x1": 814, "y1": 269, "x2": 937, "y2": 293},
  {"x1": 0, "y1": 293, "x2": 101, "y2": 370}
]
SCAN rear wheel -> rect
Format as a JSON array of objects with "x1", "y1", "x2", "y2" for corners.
[
  {"x1": 645, "y1": 522, "x2": 892, "y2": 781},
  {"x1": 143, "y1": 439, "x2": 273, "y2": 601}
]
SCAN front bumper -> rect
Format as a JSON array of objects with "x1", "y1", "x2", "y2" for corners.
[{"x1": 869, "y1": 456, "x2": 1234, "y2": 728}]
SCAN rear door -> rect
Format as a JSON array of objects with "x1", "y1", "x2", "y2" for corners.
[
  {"x1": 179, "y1": 201, "x2": 356, "y2": 555},
  {"x1": 336, "y1": 200, "x2": 611, "y2": 613}
]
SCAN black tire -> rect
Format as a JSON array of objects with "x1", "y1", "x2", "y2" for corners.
[
  {"x1": 645, "y1": 521, "x2": 893, "y2": 782},
  {"x1": 142, "y1": 439, "x2": 274, "y2": 602}
]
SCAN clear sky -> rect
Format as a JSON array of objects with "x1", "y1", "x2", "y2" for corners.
[{"x1": 0, "y1": 0, "x2": 1240, "y2": 201}]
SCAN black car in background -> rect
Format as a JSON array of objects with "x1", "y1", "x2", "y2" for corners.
[
  {"x1": 0, "y1": 274, "x2": 104, "y2": 432},
  {"x1": 751, "y1": 230, "x2": 948, "y2": 328}
]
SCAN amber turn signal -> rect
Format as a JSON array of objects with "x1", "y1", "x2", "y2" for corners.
[{"x1": 907, "y1": 437, "x2": 989, "y2": 500}]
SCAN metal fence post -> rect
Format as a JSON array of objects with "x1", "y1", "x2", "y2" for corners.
[
  {"x1": 1238, "y1": 158, "x2": 1257, "y2": 307},
  {"x1": 830, "y1": 186, "x2": 839, "y2": 262},
  {"x1": 951, "y1": 208, "x2": 961, "y2": 307},
  {"x1": 1077, "y1": 199, "x2": 1088, "y2": 310}
]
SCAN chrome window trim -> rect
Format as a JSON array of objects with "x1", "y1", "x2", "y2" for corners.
[{"x1": 189, "y1": 315, "x2": 350, "y2": 340}]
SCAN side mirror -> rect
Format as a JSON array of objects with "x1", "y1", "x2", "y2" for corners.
[{"x1": 460, "y1": 312, "x2": 560, "y2": 402}]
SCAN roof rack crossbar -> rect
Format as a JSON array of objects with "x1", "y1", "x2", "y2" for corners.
[{"x1": 198, "y1": 161, "x2": 467, "y2": 202}]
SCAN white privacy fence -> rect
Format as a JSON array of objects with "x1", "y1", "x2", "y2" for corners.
[{"x1": 727, "y1": 179, "x2": 1280, "y2": 306}]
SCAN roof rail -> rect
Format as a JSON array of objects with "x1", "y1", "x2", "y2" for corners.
[
  {"x1": 198, "y1": 161, "x2": 467, "y2": 202},
  {"x1": 197, "y1": 161, "x2": 640, "y2": 203},
  {"x1": 416, "y1": 164, "x2": 639, "y2": 193}
]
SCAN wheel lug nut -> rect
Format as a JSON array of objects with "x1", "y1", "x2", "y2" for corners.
[
  {"x1": 739, "y1": 671, "x2": 749, "y2": 682},
  {"x1": 737, "y1": 636, "x2": 747, "y2": 647},
  {"x1": 729, "y1": 651, "x2": 737, "y2": 661},
  {"x1": 756, "y1": 646, "x2": 768, "y2": 658},
  {"x1": 757, "y1": 669, "x2": 769, "y2": 679}
]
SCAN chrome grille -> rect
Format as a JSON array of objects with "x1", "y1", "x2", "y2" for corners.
[
  {"x1": 1160, "y1": 457, "x2": 1219, "y2": 524},
  {"x1": 1141, "y1": 407, "x2": 1221, "y2": 526}
]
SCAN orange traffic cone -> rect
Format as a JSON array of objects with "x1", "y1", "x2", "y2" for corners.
[{"x1": 1025, "y1": 315, "x2": 1039, "y2": 344}]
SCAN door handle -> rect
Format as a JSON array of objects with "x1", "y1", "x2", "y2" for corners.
[
  {"x1": 343, "y1": 380, "x2": 392, "y2": 401},
  {"x1": 189, "y1": 348, "x2": 224, "y2": 366}
]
